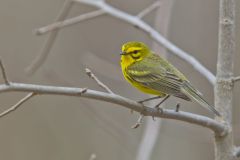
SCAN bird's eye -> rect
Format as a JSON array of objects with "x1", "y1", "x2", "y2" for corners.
[{"x1": 133, "y1": 50, "x2": 138, "y2": 54}]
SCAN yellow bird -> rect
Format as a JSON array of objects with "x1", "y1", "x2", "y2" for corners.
[{"x1": 120, "y1": 41, "x2": 220, "y2": 116}]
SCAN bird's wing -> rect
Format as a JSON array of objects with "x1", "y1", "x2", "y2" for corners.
[{"x1": 126, "y1": 54, "x2": 189, "y2": 98}]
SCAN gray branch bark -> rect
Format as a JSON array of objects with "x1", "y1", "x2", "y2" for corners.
[
  {"x1": 0, "y1": 82, "x2": 227, "y2": 136},
  {"x1": 214, "y1": 0, "x2": 237, "y2": 159}
]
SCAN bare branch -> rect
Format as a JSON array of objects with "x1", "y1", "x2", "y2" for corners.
[
  {"x1": 0, "y1": 59, "x2": 10, "y2": 85},
  {"x1": 35, "y1": 10, "x2": 105, "y2": 35},
  {"x1": 25, "y1": 0, "x2": 75, "y2": 75},
  {"x1": 214, "y1": 0, "x2": 236, "y2": 159},
  {"x1": 0, "y1": 92, "x2": 35, "y2": 118},
  {"x1": 131, "y1": 114, "x2": 144, "y2": 129},
  {"x1": 215, "y1": 0, "x2": 235, "y2": 123},
  {"x1": 137, "y1": 1, "x2": 161, "y2": 19},
  {"x1": 136, "y1": 117, "x2": 162, "y2": 160},
  {"x1": 233, "y1": 76, "x2": 240, "y2": 82},
  {"x1": 85, "y1": 68, "x2": 114, "y2": 94},
  {"x1": 234, "y1": 147, "x2": 240, "y2": 157},
  {"x1": 0, "y1": 82, "x2": 227, "y2": 136}
]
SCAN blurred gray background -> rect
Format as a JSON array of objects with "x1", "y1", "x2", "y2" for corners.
[{"x1": 0, "y1": 0, "x2": 239, "y2": 160}]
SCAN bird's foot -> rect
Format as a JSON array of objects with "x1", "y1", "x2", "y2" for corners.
[
  {"x1": 152, "y1": 116, "x2": 156, "y2": 121},
  {"x1": 137, "y1": 100, "x2": 144, "y2": 104},
  {"x1": 138, "y1": 96, "x2": 162, "y2": 104},
  {"x1": 175, "y1": 103, "x2": 180, "y2": 112},
  {"x1": 154, "y1": 105, "x2": 163, "y2": 113},
  {"x1": 151, "y1": 106, "x2": 163, "y2": 121}
]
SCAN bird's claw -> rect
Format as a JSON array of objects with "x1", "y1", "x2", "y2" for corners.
[
  {"x1": 154, "y1": 105, "x2": 163, "y2": 113},
  {"x1": 137, "y1": 100, "x2": 144, "y2": 104},
  {"x1": 152, "y1": 116, "x2": 155, "y2": 121},
  {"x1": 175, "y1": 103, "x2": 180, "y2": 112}
]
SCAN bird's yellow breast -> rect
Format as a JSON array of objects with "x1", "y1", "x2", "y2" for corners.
[{"x1": 120, "y1": 56, "x2": 166, "y2": 96}]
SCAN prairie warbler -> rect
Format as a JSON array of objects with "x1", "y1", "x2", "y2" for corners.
[{"x1": 120, "y1": 41, "x2": 220, "y2": 116}]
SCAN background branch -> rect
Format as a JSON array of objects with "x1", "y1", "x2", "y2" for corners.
[
  {"x1": 31, "y1": 0, "x2": 216, "y2": 84},
  {"x1": 137, "y1": 1, "x2": 161, "y2": 19},
  {"x1": 0, "y1": 59, "x2": 9, "y2": 85},
  {"x1": 35, "y1": 9, "x2": 105, "y2": 35},
  {"x1": 25, "y1": 0, "x2": 75, "y2": 75}
]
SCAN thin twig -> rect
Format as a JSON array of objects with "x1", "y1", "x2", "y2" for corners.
[
  {"x1": 35, "y1": 10, "x2": 105, "y2": 35},
  {"x1": 137, "y1": 1, "x2": 161, "y2": 19},
  {"x1": 131, "y1": 114, "x2": 144, "y2": 129},
  {"x1": 0, "y1": 92, "x2": 35, "y2": 118},
  {"x1": 25, "y1": 0, "x2": 75, "y2": 75},
  {"x1": 85, "y1": 68, "x2": 114, "y2": 94},
  {"x1": 0, "y1": 59, "x2": 10, "y2": 85},
  {"x1": 138, "y1": 96, "x2": 161, "y2": 103},
  {"x1": 234, "y1": 146, "x2": 240, "y2": 157},
  {"x1": 0, "y1": 82, "x2": 227, "y2": 136},
  {"x1": 233, "y1": 76, "x2": 240, "y2": 82}
]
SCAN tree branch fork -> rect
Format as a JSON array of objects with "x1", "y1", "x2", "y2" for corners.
[
  {"x1": 0, "y1": 60, "x2": 228, "y2": 137},
  {"x1": 0, "y1": 82, "x2": 228, "y2": 136}
]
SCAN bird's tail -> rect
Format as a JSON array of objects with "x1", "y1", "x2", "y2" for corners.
[{"x1": 181, "y1": 82, "x2": 221, "y2": 116}]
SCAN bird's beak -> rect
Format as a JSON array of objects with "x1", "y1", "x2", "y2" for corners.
[
  {"x1": 120, "y1": 51, "x2": 125, "y2": 55},
  {"x1": 120, "y1": 51, "x2": 127, "y2": 55}
]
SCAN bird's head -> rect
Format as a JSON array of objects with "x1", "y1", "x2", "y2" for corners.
[{"x1": 120, "y1": 42, "x2": 151, "y2": 62}]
